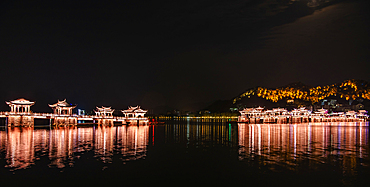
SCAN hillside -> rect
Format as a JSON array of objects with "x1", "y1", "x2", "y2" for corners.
[
  {"x1": 234, "y1": 79, "x2": 369, "y2": 104},
  {"x1": 205, "y1": 79, "x2": 370, "y2": 113}
]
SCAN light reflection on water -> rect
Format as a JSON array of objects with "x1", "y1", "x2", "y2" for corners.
[
  {"x1": 0, "y1": 125, "x2": 149, "y2": 170},
  {"x1": 0, "y1": 122, "x2": 369, "y2": 179},
  {"x1": 238, "y1": 122, "x2": 370, "y2": 172},
  {"x1": 163, "y1": 122, "x2": 238, "y2": 147}
]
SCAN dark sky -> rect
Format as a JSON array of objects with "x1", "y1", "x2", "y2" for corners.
[{"x1": 0, "y1": 0, "x2": 369, "y2": 113}]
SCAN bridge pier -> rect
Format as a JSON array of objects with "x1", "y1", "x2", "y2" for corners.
[
  {"x1": 52, "y1": 117, "x2": 78, "y2": 126},
  {"x1": 95, "y1": 119, "x2": 114, "y2": 126},
  {"x1": 6, "y1": 115, "x2": 34, "y2": 127}
]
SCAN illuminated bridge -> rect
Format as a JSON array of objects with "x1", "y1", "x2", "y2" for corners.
[
  {"x1": 238, "y1": 107, "x2": 368, "y2": 123},
  {"x1": 0, "y1": 98, "x2": 148, "y2": 126}
]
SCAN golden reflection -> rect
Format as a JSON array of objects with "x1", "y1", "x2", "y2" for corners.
[
  {"x1": 94, "y1": 125, "x2": 115, "y2": 163},
  {"x1": 238, "y1": 122, "x2": 369, "y2": 171},
  {"x1": 48, "y1": 126, "x2": 77, "y2": 168},
  {"x1": 4, "y1": 127, "x2": 34, "y2": 170},
  {"x1": 0, "y1": 125, "x2": 149, "y2": 170},
  {"x1": 164, "y1": 122, "x2": 238, "y2": 147},
  {"x1": 119, "y1": 125, "x2": 149, "y2": 161}
]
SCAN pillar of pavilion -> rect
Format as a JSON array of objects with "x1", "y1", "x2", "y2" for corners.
[
  {"x1": 48, "y1": 99, "x2": 77, "y2": 116},
  {"x1": 6, "y1": 98, "x2": 35, "y2": 114}
]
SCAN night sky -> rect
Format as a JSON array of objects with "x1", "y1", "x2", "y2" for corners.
[{"x1": 0, "y1": 0, "x2": 369, "y2": 113}]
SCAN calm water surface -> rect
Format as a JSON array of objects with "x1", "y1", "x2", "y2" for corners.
[{"x1": 0, "y1": 122, "x2": 369, "y2": 186}]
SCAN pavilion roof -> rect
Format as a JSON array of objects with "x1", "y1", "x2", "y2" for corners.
[
  {"x1": 272, "y1": 108, "x2": 287, "y2": 112},
  {"x1": 6, "y1": 98, "x2": 35, "y2": 105},
  {"x1": 346, "y1": 111, "x2": 356, "y2": 114},
  {"x1": 240, "y1": 108, "x2": 254, "y2": 112},
  {"x1": 122, "y1": 106, "x2": 147, "y2": 113},
  {"x1": 49, "y1": 99, "x2": 77, "y2": 108},
  {"x1": 96, "y1": 106, "x2": 114, "y2": 112}
]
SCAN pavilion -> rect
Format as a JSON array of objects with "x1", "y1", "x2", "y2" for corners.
[
  {"x1": 94, "y1": 106, "x2": 114, "y2": 117},
  {"x1": 6, "y1": 98, "x2": 35, "y2": 114},
  {"x1": 49, "y1": 99, "x2": 77, "y2": 115},
  {"x1": 122, "y1": 106, "x2": 147, "y2": 118}
]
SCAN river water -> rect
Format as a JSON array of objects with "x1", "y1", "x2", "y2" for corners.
[{"x1": 0, "y1": 121, "x2": 369, "y2": 186}]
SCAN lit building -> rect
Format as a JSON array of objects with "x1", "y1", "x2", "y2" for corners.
[
  {"x1": 291, "y1": 107, "x2": 311, "y2": 116},
  {"x1": 313, "y1": 108, "x2": 328, "y2": 117},
  {"x1": 122, "y1": 106, "x2": 147, "y2": 118},
  {"x1": 358, "y1": 110, "x2": 369, "y2": 119},
  {"x1": 94, "y1": 106, "x2": 114, "y2": 117},
  {"x1": 239, "y1": 107, "x2": 263, "y2": 118},
  {"x1": 6, "y1": 98, "x2": 35, "y2": 114},
  {"x1": 48, "y1": 99, "x2": 77, "y2": 115},
  {"x1": 238, "y1": 106, "x2": 367, "y2": 123},
  {"x1": 77, "y1": 109, "x2": 85, "y2": 116},
  {"x1": 345, "y1": 111, "x2": 356, "y2": 118}
]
